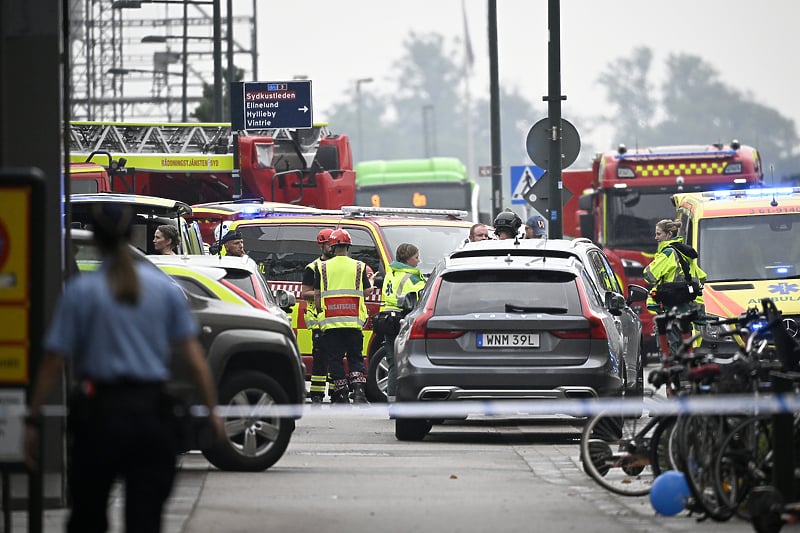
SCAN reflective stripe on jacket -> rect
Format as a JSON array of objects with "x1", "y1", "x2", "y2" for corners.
[
  {"x1": 304, "y1": 257, "x2": 324, "y2": 329},
  {"x1": 319, "y1": 256, "x2": 367, "y2": 330}
]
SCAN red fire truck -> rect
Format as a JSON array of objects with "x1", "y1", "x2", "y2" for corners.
[
  {"x1": 68, "y1": 121, "x2": 356, "y2": 210},
  {"x1": 564, "y1": 140, "x2": 764, "y2": 355}
]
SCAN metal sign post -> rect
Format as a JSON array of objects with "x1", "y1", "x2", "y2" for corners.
[{"x1": 0, "y1": 169, "x2": 45, "y2": 533}]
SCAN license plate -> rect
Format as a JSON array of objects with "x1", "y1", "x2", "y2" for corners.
[{"x1": 476, "y1": 333, "x2": 540, "y2": 348}]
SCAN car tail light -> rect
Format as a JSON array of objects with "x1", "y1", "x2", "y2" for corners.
[
  {"x1": 551, "y1": 314, "x2": 606, "y2": 339},
  {"x1": 552, "y1": 282, "x2": 608, "y2": 339},
  {"x1": 407, "y1": 278, "x2": 464, "y2": 340}
]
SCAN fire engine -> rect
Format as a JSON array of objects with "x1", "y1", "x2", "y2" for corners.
[
  {"x1": 68, "y1": 121, "x2": 356, "y2": 209},
  {"x1": 565, "y1": 140, "x2": 764, "y2": 354}
]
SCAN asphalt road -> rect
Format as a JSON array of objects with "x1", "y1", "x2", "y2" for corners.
[
  {"x1": 177, "y1": 406, "x2": 755, "y2": 533},
  {"x1": 16, "y1": 387, "x2": 765, "y2": 533}
]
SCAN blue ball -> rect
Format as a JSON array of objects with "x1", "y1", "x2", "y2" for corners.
[{"x1": 650, "y1": 470, "x2": 690, "y2": 516}]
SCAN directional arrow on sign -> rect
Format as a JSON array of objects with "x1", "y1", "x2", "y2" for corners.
[{"x1": 299, "y1": 106, "x2": 309, "y2": 113}]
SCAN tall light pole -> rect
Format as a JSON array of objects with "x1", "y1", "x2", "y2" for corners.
[
  {"x1": 355, "y1": 77, "x2": 373, "y2": 162},
  {"x1": 422, "y1": 104, "x2": 436, "y2": 157}
]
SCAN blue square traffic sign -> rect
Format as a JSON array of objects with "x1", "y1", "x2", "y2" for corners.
[{"x1": 510, "y1": 165, "x2": 545, "y2": 205}]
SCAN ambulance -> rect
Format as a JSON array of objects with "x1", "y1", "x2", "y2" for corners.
[{"x1": 672, "y1": 187, "x2": 800, "y2": 355}]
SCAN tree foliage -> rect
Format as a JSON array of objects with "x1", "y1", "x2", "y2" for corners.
[
  {"x1": 326, "y1": 32, "x2": 538, "y2": 175},
  {"x1": 596, "y1": 48, "x2": 800, "y2": 180}
]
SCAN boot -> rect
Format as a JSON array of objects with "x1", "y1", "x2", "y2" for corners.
[
  {"x1": 310, "y1": 394, "x2": 323, "y2": 407},
  {"x1": 331, "y1": 387, "x2": 350, "y2": 405},
  {"x1": 352, "y1": 383, "x2": 368, "y2": 404}
]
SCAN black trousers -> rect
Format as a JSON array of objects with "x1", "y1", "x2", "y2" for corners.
[
  {"x1": 322, "y1": 328, "x2": 365, "y2": 383},
  {"x1": 67, "y1": 383, "x2": 177, "y2": 533}
]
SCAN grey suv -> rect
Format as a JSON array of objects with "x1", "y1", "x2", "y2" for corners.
[{"x1": 393, "y1": 238, "x2": 647, "y2": 441}]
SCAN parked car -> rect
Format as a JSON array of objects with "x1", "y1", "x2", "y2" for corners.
[
  {"x1": 69, "y1": 229, "x2": 305, "y2": 471},
  {"x1": 147, "y1": 254, "x2": 296, "y2": 323},
  {"x1": 228, "y1": 205, "x2": 476, "y2": 401},
  {"x1": 393, "y1": 238, "x2": 648, "y2": 441},
  {"x1": 70, "y1": 192, "x2": 205, "y2": 255}
]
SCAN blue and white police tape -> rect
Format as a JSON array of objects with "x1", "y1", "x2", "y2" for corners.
[{"x1": 24, "y1": 392, "x2": 800, "y2": 419}]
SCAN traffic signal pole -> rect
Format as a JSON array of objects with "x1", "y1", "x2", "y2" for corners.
[{"x1": 546, "y1": 0, "x2": 564, "y2": 239}]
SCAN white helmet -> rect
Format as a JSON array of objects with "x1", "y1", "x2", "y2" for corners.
[{"x1": 213, "y1": 221, "x2": 232, "y2": 242}]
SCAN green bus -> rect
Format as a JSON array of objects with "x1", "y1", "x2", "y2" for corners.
[{"x1": 354, "y1": 157, "x2": 479, "y2": 221}]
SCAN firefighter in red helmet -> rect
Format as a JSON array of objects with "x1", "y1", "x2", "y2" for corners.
[
  {"x1": 302, "y1": 228, "x2": 336, "y2": 405},
  {"x1": 314, "y1": 229, "x2": 373, "y2": 404}
]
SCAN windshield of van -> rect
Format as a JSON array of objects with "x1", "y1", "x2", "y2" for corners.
[
  {"x1": 698, "y1": 214, "x2": 800, "y2": 281},
  {"x1": 605, "y1": 188, "x2": 676, "y2": 252},
  {"x1": 381, "y1": 224, "x2": 472, "y2": 275}
]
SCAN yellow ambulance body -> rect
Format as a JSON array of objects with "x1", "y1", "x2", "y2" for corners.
[{"x1": 672, "y1": 187, "x2": 800, "y2": 353}]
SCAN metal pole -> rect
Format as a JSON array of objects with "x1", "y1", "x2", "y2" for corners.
[
  {"x1": 357, "y1": 82, "x2": 363, "y2": 160},
  {"x1": 226, "y1": 0, "x2": 234, "y2": 119},
  {"x1": 488, "y1": 0, "x2": 502, "y2": 218},
  {"x1": 546, "y1": 0, "x2": 563, "y2": 239},
  {"x1": 181, "y1": 0, "x2": 188, "y2": 121},
  {"x1": 212, "y1": 0, "x2": 223, "y2": 121},
  {"x1": 251, "y1": 0, "x2": 258, "y2": 79}
]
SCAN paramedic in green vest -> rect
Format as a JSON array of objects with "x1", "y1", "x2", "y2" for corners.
[
  {"x1": 643, "y1": 218, "x2": 707, "y2": 356},
  {"x1": 377, "y1": 243, "x2": 426, "y2": 403},
  {"x1": 315, "y1": 229, "x2": 373, "y2": 404},
  {"x1": 302, "y1": 228, "x2": 334, "y2": 405}
]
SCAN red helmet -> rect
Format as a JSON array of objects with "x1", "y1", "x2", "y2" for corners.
[
  {"x1": 329, "y1": 228, "x2": 352, "y2": 246},
  {"x1": 317, "y1": 228, "x2": 333, "y2": 244}
]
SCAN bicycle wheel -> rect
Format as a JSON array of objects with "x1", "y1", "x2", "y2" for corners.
[
  {"x1": 651, "y1": 416, "x2": 679, "y2": 477},
  {"x1": 580, "y1": 410, "x2": 658, "y2": 496},
  {"x1": 677, "y1": 414, "x2": 739, "y2": 521},
  {"x1": 714, "y1": 415, "x2": 774, "y2": 521}
]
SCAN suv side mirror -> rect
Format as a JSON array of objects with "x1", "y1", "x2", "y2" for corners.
[
  {"x1": 397, "y1": 292, "x2": 418, "y2": 312},
  {"x1": 274, "y1": 289, "x2": 297, "y2": 312},
  {"x1": 604, "y1": 291, "x2": 625, "y2": 316},
  {"x1": 627, "y1": 284, "x2": 649, "y2": 305}
]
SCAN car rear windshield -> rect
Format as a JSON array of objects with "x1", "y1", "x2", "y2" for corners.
[{"x1": 434, "y1": 270, "x2": 581, "y2": 316}]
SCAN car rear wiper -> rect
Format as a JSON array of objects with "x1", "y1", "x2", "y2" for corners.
[{"x1": 505, "y1": 304, "x2": 568, "y2": 314}]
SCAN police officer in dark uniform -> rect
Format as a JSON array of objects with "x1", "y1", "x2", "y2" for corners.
[
  {"x1": 493, "y1": 210, "x2": 522, "y2": 240},
  {"x1": 25, "y1": 203, "x2": 223, "y2": 533}
]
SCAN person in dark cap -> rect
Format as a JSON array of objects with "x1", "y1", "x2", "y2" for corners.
[
  {"x1": 220, "y1": 228, "x2": 247, "y2": 258},
  {"x1": 25, "y1": 203, "x2": 223, "y2": 533},
  {"x1": 524, "y1": 214, "x2": 547, "y2": 239}
]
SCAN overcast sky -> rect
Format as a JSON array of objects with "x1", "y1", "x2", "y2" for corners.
[{"x1": 252, "y1": 0, "x2": 799, "y2": 153}]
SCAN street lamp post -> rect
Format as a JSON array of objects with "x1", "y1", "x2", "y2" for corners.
[
  {"x1": 422, "y1": 104, "x2": 436, "y2": 157},
  {"x1": 116, "y1": 0, "x2": 223, "y2": 122},
  {"x1": 355, "y1": 77, "x2": 373, "y2": 162}
]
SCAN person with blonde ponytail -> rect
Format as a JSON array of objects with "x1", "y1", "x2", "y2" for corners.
[{"x1": 25, "y1": 203, "x2": 223, "y2": 533}]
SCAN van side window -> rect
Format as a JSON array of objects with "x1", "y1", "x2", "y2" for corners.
[{"x1": 346, "y1": 227, "x2": 380, "y2": 274}]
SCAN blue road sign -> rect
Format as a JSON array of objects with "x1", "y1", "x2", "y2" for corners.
[
  {"x1": 510, "y1": 165, "x2": 545, "y2": 205},
  {"x1": 231, "y1": 80, "x2": 313, "y2": 130}
]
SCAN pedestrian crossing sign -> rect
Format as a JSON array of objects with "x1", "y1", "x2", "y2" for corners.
[{"x1": 510, "y1": 165, "x2": 545, "y2": 205}]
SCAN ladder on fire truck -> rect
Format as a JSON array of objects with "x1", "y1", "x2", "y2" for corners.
[{"x1": 68, "y1": 121, "x2": 332, "y2": 156}]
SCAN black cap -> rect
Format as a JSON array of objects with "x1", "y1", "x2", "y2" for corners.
[{"x1": 220, "y1": 229, "x2": 243, "y2": 244}]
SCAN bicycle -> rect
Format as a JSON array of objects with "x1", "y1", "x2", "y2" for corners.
[{"x1": 579, "y1": 304, "x2": 701, "y2": 497}]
